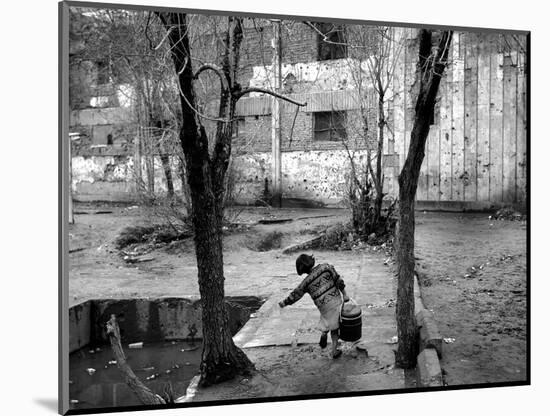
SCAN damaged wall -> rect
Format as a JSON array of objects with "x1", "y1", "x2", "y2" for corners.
[
  {"x1": 68, "y1": 18, "x2": 527, "y2": 208},
  {"x1": 231, "y1": 150, "x2": 399, "y2": 205},
  {"x1": 71, "y1": 155, "x2": 185, "y2": 202}
]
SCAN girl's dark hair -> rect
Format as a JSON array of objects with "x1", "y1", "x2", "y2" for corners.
[{"x1": 296, "y1": 254, "x2": 315, "y2": 275}]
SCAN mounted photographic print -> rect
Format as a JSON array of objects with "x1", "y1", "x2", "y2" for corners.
[{"x1": 59, "y1": 1, "x2": 530, "y2": 414}]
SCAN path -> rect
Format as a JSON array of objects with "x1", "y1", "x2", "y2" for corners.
[{"x1": 191, "y1": 249, "x2": 406, "y2": 402}]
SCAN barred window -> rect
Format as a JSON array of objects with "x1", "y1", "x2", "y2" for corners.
[
  {"x1": 313, "y1": 111, "x2": 347, "y2": 142},
  {"x1": 316, "y1": 23, "x2": 347, "y2": 61}
]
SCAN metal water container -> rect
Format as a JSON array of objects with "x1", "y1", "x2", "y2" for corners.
[{"x1": 339, "y1": 300, "x2": 362, "y2": 342}]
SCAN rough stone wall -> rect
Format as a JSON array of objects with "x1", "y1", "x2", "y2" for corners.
[
  {"x1": 72, "y1": 155, "x2": 185, "y2": 202},
  {"x1": 231, "y1": 149, "x2": 382, "y2": 205}
]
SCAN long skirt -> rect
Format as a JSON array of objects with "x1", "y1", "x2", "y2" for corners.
[{"x1": 316, "y1": 295, "x2": 343, "y2": 332}]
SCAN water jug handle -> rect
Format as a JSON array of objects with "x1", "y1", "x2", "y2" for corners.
[{"x1": 344, "y1": 296, "x2": 358, "y2": 306}]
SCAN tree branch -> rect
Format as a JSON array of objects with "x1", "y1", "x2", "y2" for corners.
[
  {"x1": 106, "y1": 315, "x2": 166, "y2": 406},
  {"x1": 193, "y1": 64, "x2": 229, "y2": 92},
  {"x1": 233, "y1": 87, "x2": 307, "y2": 107}
]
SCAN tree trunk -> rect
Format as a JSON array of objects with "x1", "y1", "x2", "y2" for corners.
[
  {"x1": 192, "y1": 190, "x2": 252, "y2": 385},
  {"x1": 159, "y1": 152, "x2": 174, "y2": 199},
  {"x1": 374, "y1": 91, "x2": 385, "y2": 225},
  {"x1": 395, "y1": 29, "x2": 452, "y2": 368},
  {"x1": 395, "y1": 179, "x2": 418, "y2": 368},
  {"x1": 156, "y1": 12, "x2": 253, "y2": 386}
]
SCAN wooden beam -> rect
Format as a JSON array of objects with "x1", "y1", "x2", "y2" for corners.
[
  {"x1": 477, "y1": 36, "x2": 491, "y2": 202},
  {"x1": 463, "y1": 32, "x2": 479, "y2": 202},
  {"x1": 502, "y1": 50, "x2": 518, "y2": 202},
  {"x1": 489, "y1": 35, "x2": 504, "y2": 202},
  {"x1": 451, "y1": 33, "x2": 465, "y2": 201}
]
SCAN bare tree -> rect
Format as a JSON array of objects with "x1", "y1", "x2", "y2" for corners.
[
  {"x1": 346, "y1": 26, "x2": 404, "y2": 232},
  {"x1": 70, "y1": 8, "x2": 181, "y2": 201},
  {"x1": 395, "y1": 29, "x2": 452, "y2": 368},
  {"x1": 305, "y1": 22, "x2": 404, "y2": 239},
  {"x1": 155, "y1": 12, "x2": 305, "y2": 385}
]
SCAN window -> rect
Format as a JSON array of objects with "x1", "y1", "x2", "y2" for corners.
[
  {"x1": 316, "y1": 23, "x2": 347, "y2": 61},
  {"x1": 313, "y1": 111, "x2": 347, "y2": 142},
  {"x1": 96, "y1": 60, "x2": 110, "y2": 85}
]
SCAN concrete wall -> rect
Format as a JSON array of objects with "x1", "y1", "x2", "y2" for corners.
[
  {"x1": 68, "y1": 297, "x2": 261, "y2": 353},
  {"x1": 232, "y1": 149, "x2": 390, "y2": 205},
  {"x1": 71, "y1": 155, "x2": 185, "y2": 202}
]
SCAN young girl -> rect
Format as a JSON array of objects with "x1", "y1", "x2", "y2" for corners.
[{"x1": 279, "y1": 254, "x2": 349, "y2": 358}]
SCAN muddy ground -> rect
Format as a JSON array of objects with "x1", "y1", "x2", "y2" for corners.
[
  {"x1": 415, "y1": 211, "x2": 527, "y2": 386},
  {"x1": 68, "y1": 203, "x2": 353, "y2": 306},
  {"x1": 68, "y1": 202, "x2": 527, "y2": 391}
]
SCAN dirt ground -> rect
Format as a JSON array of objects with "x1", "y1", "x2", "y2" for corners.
[
  {"x1": 68, "y1": 202, "x2": 527, "y2": 392},
  {"x1": 68, "y1": 203, "x2": 353, "y2": 306},
  {"x1": 415, "y1": 212, "x2": 527, "y2": 386},
  {"x1": 191, "y1": 342, "x2": 406, "y2": 403}
]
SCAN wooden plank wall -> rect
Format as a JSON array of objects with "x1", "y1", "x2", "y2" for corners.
[{"x1": 391, "y1": 30, "x2": 527, "y2": 205}]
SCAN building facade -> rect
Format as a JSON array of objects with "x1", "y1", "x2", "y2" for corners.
[{"x1": 69, "y1": 12, "x2": 528, "y2": 208}]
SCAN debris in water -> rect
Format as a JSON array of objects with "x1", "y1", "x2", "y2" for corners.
[
  {"x1": 88, "y1": 349, "x2": 95, "y2": 354},
  {"x1": 95, "y1": 347, "x2": 102, "y2": 352},
  {"x1": 146, "y1": 373, "x2": 159, "y2": 380},
  {"x1": 443, "y1": 337, "x2": 456, "y2": 344},
  {"x1": 86, "y1": 368, "x2": 96, "y2": 375},
  {"x1": 70, "y1": 399, "x2": 79, "y2": 404},
  {"x1": 181, "y1": 345, "x2": 199, "y2": 352},
  {"x1": 129, "y1": 342, "x2": 143, "y2": 349},
  {"x1": 108, "y1": 360, "x2": 117, "y2": 365},
  {"x1": 165, "y1": 369, "x2": 172, "y2": 374}
]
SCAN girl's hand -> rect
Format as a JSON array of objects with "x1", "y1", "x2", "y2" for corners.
[{"x1": 278, "y1": 301, "x2": 285, "y2": 308}]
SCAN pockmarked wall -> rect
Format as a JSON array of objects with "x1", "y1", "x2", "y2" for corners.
[{"x1": 68, "y1": 13, "x2": 527, "y2": 208}]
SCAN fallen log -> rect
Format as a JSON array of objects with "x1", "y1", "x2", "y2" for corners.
[
  {"x1": 258, "y1": 218, "x2": 293, "y2": 224},
  {"x1": 281, "y1": 235, "x2": 324, "y2": 254},
  {"x1": 106, "y1": 315, "x2": 166, "y2": 405}
]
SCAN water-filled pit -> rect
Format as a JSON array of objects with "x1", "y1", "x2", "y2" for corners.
[
  {"x1": 68, "y1": 296, "x2": 263, "y2": 410},
  {"x1": 70, "y1": 340, "x2": 202, "y2": 409}
]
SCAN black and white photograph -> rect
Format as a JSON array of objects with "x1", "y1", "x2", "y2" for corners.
[{"x1": 58, "y1": 0, "x2": 530, "y2": 414}]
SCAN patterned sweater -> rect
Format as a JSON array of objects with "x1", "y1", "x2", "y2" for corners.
[{"x1": 282, "y1": 264, "x2": 345, "y2": 308}]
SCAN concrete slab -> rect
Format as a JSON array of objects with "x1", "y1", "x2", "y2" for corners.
[{"x1": 234, "y1": 250, "x2": 402, "y2": 372}]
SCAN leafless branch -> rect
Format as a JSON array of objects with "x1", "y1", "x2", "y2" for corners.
[
  {"x1": 194, "y1": 64, "x2": 229, "y2": 92},
  {"x1": 234, "y1": 87, "x2": 307, "y2": 107},
  {"x1": 153, "y1": 26, "x2": 175, "y2": 50}
]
